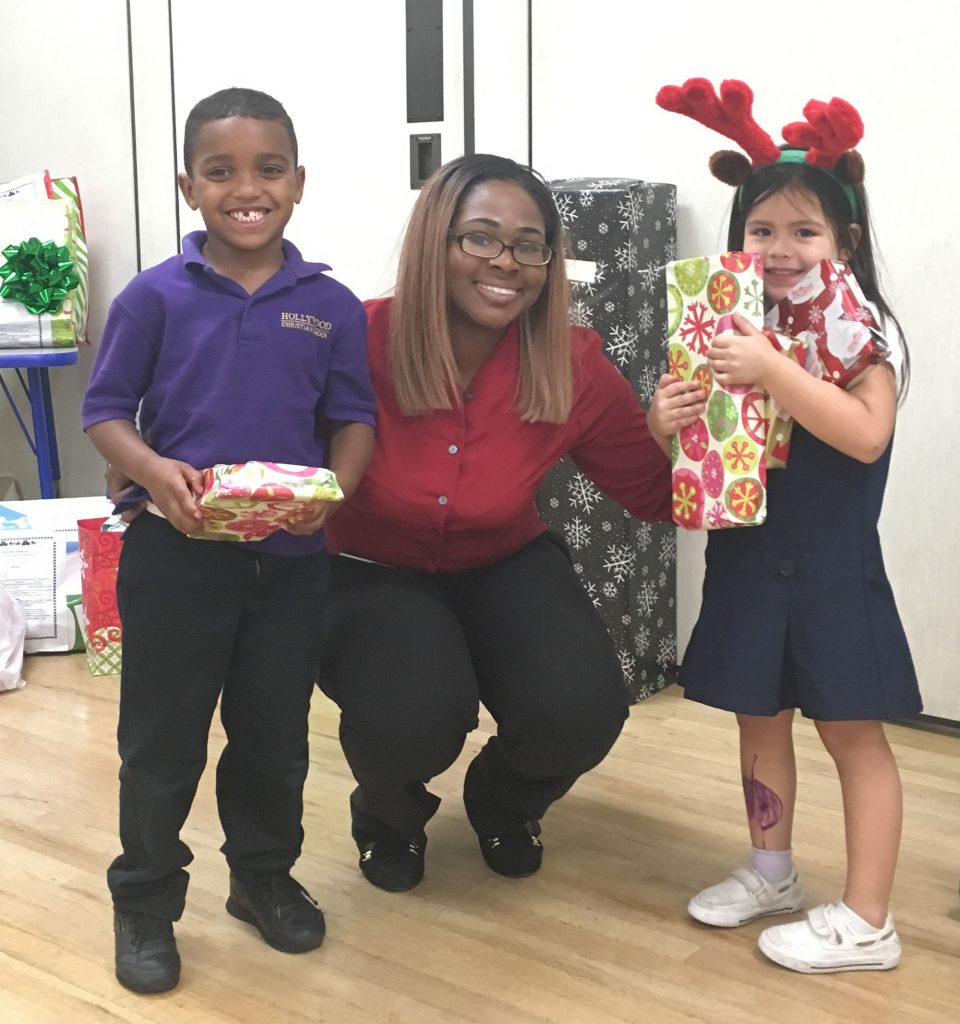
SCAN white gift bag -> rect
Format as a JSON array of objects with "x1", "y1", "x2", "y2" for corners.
[{"x1": 0, "y1": 588, "x2": 27, "y2": 691}]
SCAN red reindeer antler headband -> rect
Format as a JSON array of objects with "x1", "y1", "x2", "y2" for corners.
[{"x1": 655, "y1": 78, "x2": 865, "y2": 218}]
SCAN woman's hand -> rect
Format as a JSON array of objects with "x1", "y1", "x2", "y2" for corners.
[
  {"x1": 647, "y1": 373, "x2": 708, "y2": 454},
  {"x1": 706, "y1": 312, "x2": 774, "y2": 389}
]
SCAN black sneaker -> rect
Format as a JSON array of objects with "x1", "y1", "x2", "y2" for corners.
[
  {"x1": 353, "y1": 823, "x2": 427, "y2": 892},
  {"x1": 226, "y1": 870, "x2": 325, "y2": 953},
  {"x1": 113, "y1": 909, "x2": 180, "y2": 994},
  {"x1": 479, "y1": 825, "x2": 543, "y2": 878}
]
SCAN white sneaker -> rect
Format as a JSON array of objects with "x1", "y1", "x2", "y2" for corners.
[
  {"x1": 758, "y1": 903, "x2": 902, "y2": 973},
  {"x1": 688, "y1": 866, "x2": 804, "y2": 927}
]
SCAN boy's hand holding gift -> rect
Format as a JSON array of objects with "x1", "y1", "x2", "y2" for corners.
[
  {"x1": 194, "y1": 462, "x2": 344, "y2": 542},
  {"x1": 141, "y1": 457, "x2": 205, "y2": 535},
  {"x1": 278, "y1": 498, "x2": 337, "y2": 535}
]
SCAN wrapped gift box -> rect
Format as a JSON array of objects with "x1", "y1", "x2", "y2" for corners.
[
  {"x1": 540, "y1": 178, "x2": 678, "y2": 699},
  {"x1": 195, "y1": 461, "x2": 343, "y2": 542},
  {"x1": 0, "y1": 170, "x2": 88, "y2": 348},
  {"x1": 767, "y1": 259, "x2": 886, "y2": 386},
  {"x1": 666, "y1": 252, "x2": 814, "y2": 530},
  {"x1": 667, "y1": 252, "x2": 768, "y2": 530}
]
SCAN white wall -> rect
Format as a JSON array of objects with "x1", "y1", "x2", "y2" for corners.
[
  {"x1": 529, "y1": 0, "x2": 960, "y2": 720},
  {"x1": 473, "y1": 0, "x2": 529, "y2": 161},
  {"x1": 0, "y1": 0, "x2": 139, "y2": 500},
  {"x1": 167, "y1": 0, "x2": 464, "y2": 301}
]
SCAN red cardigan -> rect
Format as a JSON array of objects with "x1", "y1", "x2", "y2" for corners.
[{"x1": 325, "y1": 297, "x2": 671, "y2": 572}]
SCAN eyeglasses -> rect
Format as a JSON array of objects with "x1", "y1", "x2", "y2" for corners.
[{"x1": 449, "y1": 231, "x2": 554, "y2": 266}]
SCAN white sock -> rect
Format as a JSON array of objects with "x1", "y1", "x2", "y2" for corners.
[
  {"x1": 837, "y1": 901, "x2": 885, "y2": 934},
  {"x1": 751, "y1": 846, "x2": 793, "y2": 884}
]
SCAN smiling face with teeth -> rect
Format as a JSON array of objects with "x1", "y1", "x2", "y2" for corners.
[
  {"x1": 445, "y1": 179, "x2": 550, "y2": 347},
  {"x1": 742, "y1": 186, "x2": 858, "y2": 307},
  {"x1": 177, "y1": 115, "x2": 304, "y2": 276}
]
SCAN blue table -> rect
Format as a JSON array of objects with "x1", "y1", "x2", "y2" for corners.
[{"x1": 0, "y1": 346, "x2": 79, "y2": 498}]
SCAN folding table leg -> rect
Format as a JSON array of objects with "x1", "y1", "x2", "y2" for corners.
[
  {"x1": 38, "y1": 367, "x2": 63, "y2": 487},
  {"x1": 27, "y1": 367, "x2": 56, "y2": 498}
]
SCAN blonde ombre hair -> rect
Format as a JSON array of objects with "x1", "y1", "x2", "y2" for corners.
[{"x1": 390, "y1": 154, "x2": 572, "y2": 423}]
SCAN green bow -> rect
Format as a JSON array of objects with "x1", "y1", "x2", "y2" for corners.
[{"x1": 0, "y1": 236, "x2": 80, "y2": 315}]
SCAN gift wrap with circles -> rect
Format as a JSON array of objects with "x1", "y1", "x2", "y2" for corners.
[
  {"x1": 666, "y1": 252, "x2": 769, "y2": 530},
  {"x1": 195, "y1": 462, "x2": 344, "y2": 542}
]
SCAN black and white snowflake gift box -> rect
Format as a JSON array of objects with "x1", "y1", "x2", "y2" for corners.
[{"x1": 536, "y1": 178, "x2": 678, "y2": 700}]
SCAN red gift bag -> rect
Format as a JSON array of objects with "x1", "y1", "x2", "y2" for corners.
[{"x1": 77, "y1": 517, "x2": 124, "y2": 675}]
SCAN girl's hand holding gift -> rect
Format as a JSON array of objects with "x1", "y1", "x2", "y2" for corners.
[{"x1": 707, "y1": 312, "x2": 775, "y2": 389}]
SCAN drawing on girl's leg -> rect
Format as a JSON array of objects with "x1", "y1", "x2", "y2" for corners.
[{"x1": 742, "y1": 754, "x2": 783, "y2": 846}]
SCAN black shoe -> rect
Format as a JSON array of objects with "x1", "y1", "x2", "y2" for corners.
[
  {"x1": 113, "y1": 909, "x2": 180, "y2": 994},
  {"x1": 479, "y1": 824, "x2": 543, "y2": 878},
  {"x1": 226, "y1": 870, "x2": 325, "y2": 953},
  {"x1": 353, "y1": 824, "x2": 427, "y2": 892}
]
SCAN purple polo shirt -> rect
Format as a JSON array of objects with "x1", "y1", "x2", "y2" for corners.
[{"x1": 82, "y1": 231, "x2": 376, "y2": 555}]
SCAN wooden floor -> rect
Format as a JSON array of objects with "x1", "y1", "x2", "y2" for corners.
[{"x1": 1, "y1": 654, "x2": 958, "y2": 1024}]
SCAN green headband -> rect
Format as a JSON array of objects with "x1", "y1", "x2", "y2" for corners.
[{"x1": 771, "y1": 148, "x2": 860, "y2": 221}]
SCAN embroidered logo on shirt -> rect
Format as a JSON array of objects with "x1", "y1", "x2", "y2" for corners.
[{"x1": 280, "y1": 312, "x2": 332, "y2": 339}]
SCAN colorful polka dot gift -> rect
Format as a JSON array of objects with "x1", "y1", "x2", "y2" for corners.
[{"x1": 666, "y1": 252, "x2": 806, "y2": 530}]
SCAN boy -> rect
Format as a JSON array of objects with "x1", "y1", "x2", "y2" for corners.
[{"x1": 82, "y1": 88, "x2": 376, "y2": 994}]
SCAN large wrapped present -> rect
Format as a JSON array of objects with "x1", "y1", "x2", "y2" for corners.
[
  {"x1": 194, "y1": 462, "x2": 343, "y2": 542},
  {"x1": 540, "y1": 177, "x2": 678, "y2": 699},
  {"x1": 667, "y1": 252, "x2": 769, "y2": 530},
  {"x1": 666, "y1": 252, "x2": 812, "y2": 530},
  {"x1": 78, "y1": 516, "x2": 125, "y2": 676},
  {"x1": 0, "y1": 170, "x2": 89, "y2": 348},
  {"x1": 767, "y1": 259, "x2": 887, "y2": 386}
]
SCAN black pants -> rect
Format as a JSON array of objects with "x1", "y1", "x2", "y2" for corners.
[
  {"x1": 108, "y1": 513, "x2": 328, "y2": 919},
  {"x1": 317, "y1": 533, "x2": 630, "y2": 838}
]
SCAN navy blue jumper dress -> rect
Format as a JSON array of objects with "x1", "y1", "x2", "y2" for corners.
[{"x1": 680, "y1": 422, "x2": 922, "y2": 721}]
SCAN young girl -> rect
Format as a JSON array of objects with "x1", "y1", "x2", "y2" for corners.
[{"x1": 654, "y1": 79, "x2": 922, "y2": 973}]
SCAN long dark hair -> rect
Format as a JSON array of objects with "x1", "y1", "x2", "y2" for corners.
[{"x1": 728, "y1": 161, "x2": 909, "y2": 399}]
